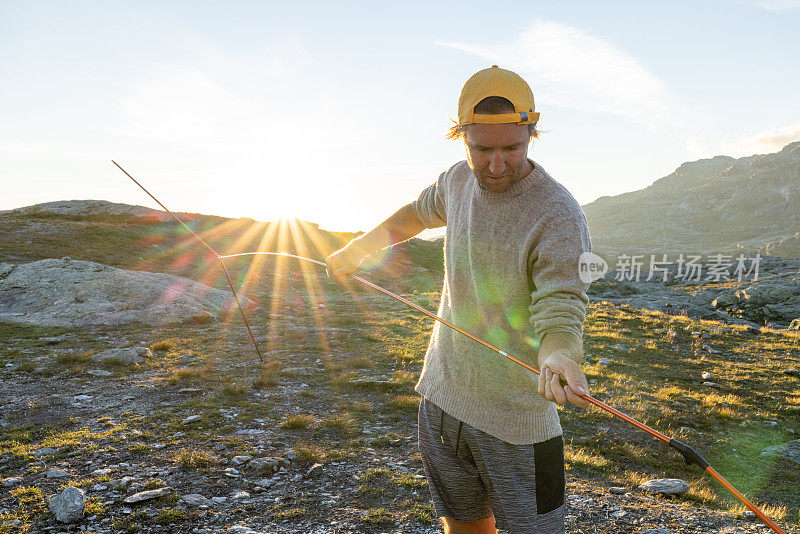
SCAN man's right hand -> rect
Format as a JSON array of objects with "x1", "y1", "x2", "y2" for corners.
[{"x1": 325, "y1": 240, "x2": 369, "y2": 279}]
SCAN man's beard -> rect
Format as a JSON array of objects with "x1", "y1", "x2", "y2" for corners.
[{"x1": 475, "y1": 160, "x2": 529, "y2": 192}]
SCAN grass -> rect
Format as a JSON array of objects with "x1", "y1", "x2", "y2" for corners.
[
  {"x1": 565, "y1": 302, "x2": 800, "y2": 521},
  {"x1": 388, "y1": 394, "x2": 419, "y2": 410},
  {"x1": 292, "y1": 441, "x2": 349, "y2": 464},
  {"x1": 279, "y1": 413, "x2": 317, "y2": 429},
  {"x1": 319, "y1": 412, "x2": 357, "y2": 434},
  {"x1": 272, "y1": 507, "x2": 308, "y2": 520},
  {"x1": 174, "y1": 449, "x2": 219, "y2": 470},
  {"x1": 253, "y1": 360, "x2": 282, "y2": 388},
  {"x1": 362, "y1": 507, "x2": 394, "y2": 524},
  {"x1": 157, "y1": 508, "x2": 188, "y2": 524},
  {"x1": 150, "y1": 340, "x2": 176, "y2": 352},
  {"x1": 402, "y1": 501, "x2": 436, "y2": 524},
  {"x1": 140, "y1": 478, "x2": 166, "y2": 490},
  {"x1": 167, "y1": 363, "x2": 218, "y2": 385}
]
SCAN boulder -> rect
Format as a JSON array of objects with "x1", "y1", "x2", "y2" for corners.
[
  {"x1": 92, "y1": 347, "x2": 151, "y2": 366},
  {"x1": 48, "y1": 486, "x2": 85, "y2": 523},
  {"x1": 638, "y1": 478, "x2": 689, "y2": 495},
  {"x1": 0, "y1": 258, "x2": 252, "y2": 327},
  {"x1": 181, "y1": 494, "x2": 212, "y2": 507},
  {"x1": 760, "y1": 440, "x2": 800, "y2": 465},
  {"x1": 3, "y1": 200, "x2": 172, "y2": 221},
  {"x1": 123, "y1": 487, "x2": 172, "y2": 504}
]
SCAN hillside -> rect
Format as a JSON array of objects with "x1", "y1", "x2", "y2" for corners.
[
  {"x1": 0, "y1": 198, "x2": 798, "y2": 533},
  {"x1": 583, "y1": 142, "x2": 800, "y2": 258}
]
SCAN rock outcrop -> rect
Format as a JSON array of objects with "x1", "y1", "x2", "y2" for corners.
[
  {"x1": 0, "y1": 199, "x2": 173, "y2": 222},
  {"x1": 0, "y1": 258, "x2": 251, "y2": 327}
]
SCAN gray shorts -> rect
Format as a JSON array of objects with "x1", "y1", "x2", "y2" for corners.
[{"x1": 418, "y1": 397, "x2": 565, "y2": 534}]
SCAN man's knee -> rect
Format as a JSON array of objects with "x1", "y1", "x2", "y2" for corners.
[{"x1": 441, "y1": 514, "x2": 497, "y2": 534}]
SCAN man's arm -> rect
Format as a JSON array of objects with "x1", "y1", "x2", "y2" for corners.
[
  {"x1": 528, "y1": 206, "x2": 593, "y2": 409},
  {"x1": 326, "y1": 203, "x2": 428, "y2": 278}
]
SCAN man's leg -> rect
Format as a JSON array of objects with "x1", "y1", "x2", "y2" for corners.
[
  {"x1": 418, "y1": 398, "x2": 494, "y2": 526},
  {"x1": 442, "y1": 514, "x2": 497, "y2": 534}
]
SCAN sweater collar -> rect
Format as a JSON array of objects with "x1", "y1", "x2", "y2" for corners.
[{"x1": 473, "y1": 159, "x2": 545, "y2": 200}]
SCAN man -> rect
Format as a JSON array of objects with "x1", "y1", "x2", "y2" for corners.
[{"x1": 326, "y1": 65, "x2": 592, "y2": 534}]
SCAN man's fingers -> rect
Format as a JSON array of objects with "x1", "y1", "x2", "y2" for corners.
[
  {"x1": 566, "y1": 379, "x2": 587, "y2": 396},
  {"x1": 537, "y1": 369, "x2": 546, "y2": 398},
  {"x1": 564, "y1": 385, "x2": 590, "y2": 409},
  {"x1": 549, "y1": 370, "x2": 567, "y2": 405},
  {"x1": 542, "y1": 369, "x2": 551, "y2": 401}
]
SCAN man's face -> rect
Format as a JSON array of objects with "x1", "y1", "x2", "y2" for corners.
[{"x1": 464, "y1": 123, "x2": 532, "y2": 193}]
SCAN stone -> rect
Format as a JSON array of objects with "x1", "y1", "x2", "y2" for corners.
[
  {"x1": 0, "y1": 258, "x2": 252, "y2": 327},
  {"x1": 1, "y1": 477, "x2": 23, "y2": 487},
  {"x1": 596, "y1": 358, "x2": 612, "y2": 366},
  {"x1": 109, "y1": 476, "x2": 136, "y2": 489},
  {"x1": 639, "y1": 530, "x2": 672, "y2": 534},
  {"x1": 784, "y1": 368, "x2": 800, "y2": 377},
  {"x1": 123, "y1": 487, "x2": 172, "y2": 504},
  {"x1": 703, "y1": 381, "x2": 720, "y2": 388},
  {"x1": 247, "y1": 458, "x2": 280, "y2": 475},
  {"x1": 87, "y1": 369, "x2": 113, "y2": 377},
  {"x1": 48, "y1": 486, "x2": 85, "y2": 524},
  {"x1": 638, "y1": 478, "x2": 689, "y2": 495},
  {"x1": 182, "y1": 415, "x2": 202, "y2": 425},
  {"x1": 179, "y1": 388, "x2": 204, "y2": 394},
  {"x1": 760, "y1": 440, "x2": 800, "y2": 465},
  {"x1": 610, "y1": 510, "x2": 628, "y2": 519},
  {"x1": 608, "y1": 486, "x2": 626, "y2": 495},
  {"x1": 307, "y1": 463, "x2": 324, "y2": 478},
  {"x1": 701, "y1": 371, "x2": 714, "y2": 380},
  {"x1": 45, "y1": 468, "x2": 71, "y2": 478},
  {"x1": 211, "y1": 496, "x2": 227, "y2": 504},
  {"x1": 230, "y1": 490, "x2": 250, "y2": 500},
  {"x1": 702, "y1": 344, "x2": 721, "y2": 354},
  {"x1": 92, "y1": 347, "x2": 151, "y2": 366},
  {"x1": 230, "y1": 455, "x2": 252, "y2": 466},
  {"x1": 224, "y1": 467, "x2": 240, "y2": 478},
  {"x1": 182, "y1": 494, "x2": 212, "y2": 507},
  {"x1": 31, "y1": 447, "x2": 55, "y2": 457}
]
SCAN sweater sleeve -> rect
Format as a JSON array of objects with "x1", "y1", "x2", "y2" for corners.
[
  {"x1": 528, "y1": 206, "x2": 592, "y2": 344},
  {"x1": 411, "y1": 171, "x2": 447, "y2": 228}
]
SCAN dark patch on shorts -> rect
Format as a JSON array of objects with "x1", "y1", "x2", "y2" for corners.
[{"x1": 534, "y1": 434, "x2": 565, "y2": 514}]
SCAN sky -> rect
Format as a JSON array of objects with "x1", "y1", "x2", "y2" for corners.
[{"x1": 1, "y1": 0, "x2": 799, "y2": 232}]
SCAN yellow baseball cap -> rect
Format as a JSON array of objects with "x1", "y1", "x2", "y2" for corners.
[{"x1": 457, "y1": 65, "x2": 539, "y2": 125}]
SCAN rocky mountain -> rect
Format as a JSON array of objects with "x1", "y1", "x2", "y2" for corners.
[{"x1": 582, "y1": 141, "x2": 800, "y2": 258}]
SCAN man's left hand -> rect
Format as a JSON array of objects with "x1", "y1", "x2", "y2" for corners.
[{"x1": 537, "y1": 351, "x2": 591, "y2": 409}]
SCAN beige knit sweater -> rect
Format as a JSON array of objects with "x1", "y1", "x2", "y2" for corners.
[{"x1": 411, "y1": 159, "x2": 591, "y2": 444}]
